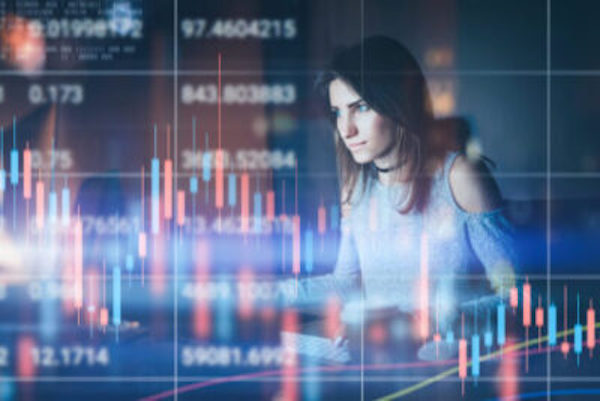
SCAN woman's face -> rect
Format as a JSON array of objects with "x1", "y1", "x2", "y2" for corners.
[{"x1": 329, "y1": 78, "x2": 397, "y2": 165}]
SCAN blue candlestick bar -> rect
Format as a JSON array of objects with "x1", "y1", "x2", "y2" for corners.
[
  {"x1": 190, "y1": 176, "x2": 198, "y2": 194},
  {"x1": 125, "y1": 253, "x2": 134, "y2": 272},
  {"x1": 10, "y1": 117, "x2": 17, "y2": 186},
  {"x1": 548, "y1": 303, "x2": 557, "y2": 346},
  {"x1": 151, "y1": 125, "x2": 160, "y2": 235},
  {"x1": 190, "y1": 117, "x2": 198, "y2": 195},
  {"x1": 151, "y1": 157, "x2": 160, "y2": 235},
  {"x1": 48, "y1": 191, "x2": 57, "y2": 224},
  {"x1": 484, "y1": 330, "x2": 493, "y2": 350},
  {"x1": 228, "y1": 173, "x2": 236, "y2": 207},
  {"x1": 330, "y1": 205, "x2": 339, "y2": 230},
  {"x1": 575, "y1": 293, "x2": 582, "y2": 365},
  {"x1": 472, "y1": 334, "x2": 480, "y2": 378},
  {"x1": 253, "y1": 192, "x2": 261, "y2": 233},
  {"x1": 113, "y1": 266, "x2": 122, "y2": 330},
  {"x1": 497, "y1": 303, "x2": 506, "y2": 346},
  {"x1": 61, "y1": 186, "x2": 70, "y2": 226},
  {"x1": 304, "y1": 229, "x2": 314, "y2": 274},
  {"x1": 0, "y1": 127, "x2": 5, "y2": 192}
]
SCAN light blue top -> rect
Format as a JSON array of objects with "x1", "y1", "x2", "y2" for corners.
[{"x1": 296, "y1": 151, "x2": 518, "y2": 324}]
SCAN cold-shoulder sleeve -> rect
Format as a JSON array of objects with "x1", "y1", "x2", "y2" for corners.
[{"x1": 465, "y1": 209, "x2": 518, "y2": 293}]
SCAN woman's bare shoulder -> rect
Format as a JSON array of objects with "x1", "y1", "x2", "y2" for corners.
[{"x1": 448, "y1": 154, "x2": 503, "y2": 213}]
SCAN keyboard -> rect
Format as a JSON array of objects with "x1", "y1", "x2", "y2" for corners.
[{"x1": 281, "y1": 331, "x2": 351, "y2": 364}]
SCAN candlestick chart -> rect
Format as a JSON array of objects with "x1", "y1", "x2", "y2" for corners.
[{"x1": 0, "y1": 1, "x2": 598, "y2": 401}]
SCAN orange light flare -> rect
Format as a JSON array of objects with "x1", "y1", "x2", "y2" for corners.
[
  {"x1": 417, "y1": 233, "x2": 429, "y2": 341},
  {"x1": 17, "y1": 336, "x2": 36, "y2": 378},
  {"x1": 139, "y1": 165, "x2": 147, "y2": 285},
  {"x1": 588, "y1": 299, "x2": 596, "y2": 357},
  {"x1": 509, "y1": 285, "x2": 518, "y2": 312},
  {"x1": 561, "y1": 285, "x2": 570, "y2": 359},
  {"x1": 61, "y1": 241, "x2": 75, "y2": 315},
  {"x1": 164, "y1": 125, "x2": 173, "y2": 221},
  {"x1": 86, "y1": 268, "x2": 99, "y2": 327},
  {"x1": 73, "y1": 211, "x2": 83, "y2": 323},
  {"x1": 240, "y1": 172, "x2": 249, "y2": 234},
  {"x1": 522, "y1": 279, "x2": 531, "y2": 372},
  {"x1": 99, "y1": 307, "x2": 109, "y2": 329},
  {"x1": 369, "y1": 322, "x2": 388, "y2": 345},
  {"x1": 317, "y1": 202, "x2": 326, "y2": 250},
  {"x1": 266, "y1": 190, "x2": 275, "y2": 222},
  {"x1": 433, "y1": 332, "x2": 442, "y2": 361},
  {"x1": 281, "y1": 308, "x2": 299, "y2": 401},
  {"x1": 260, "y1": 304, "x2": 276, "y2": 323},
  {"x1": 324, "y1": 296, "x2": 342, "y2": 339},
  {"x1": 177, "y1": 190, "x2": 185, "y2": 228},
  {"x1": 560, "y1": 341, "x2": 570, "y2": 357},
  {"x1": 279, "y1": 179, "x2": 287, "y2": 274},
  {"x1": 535, "y1": 296, "x2": 544, "y2": 349},
  {"x1": 215, "y1": 53, "x2": 224, "y2": 215},
  {"x1": 237, "y1": 266, "x2": 254, "y2": 321},
  {"x1": 35, "y1": 171, "x2": 44, "y2": 231},
  {"x1": 194, "y1": 296, "x2": 211, "y2": 340},
  {"x1": 523, "y1": 279, "x2": 531, "y2": 328},
  {"x1": 151, "y1": 234, "x2": 166, "y2": 296},
  {"x1": 215, "y1": 149, "x2": 224, "y2": 210},
  {"x1": 496, "y1": 337, "x2": 519, "y2": 400},
  {"x1": 0, "y1": 15, "x2": 46, "y2": 73},
  {"x1": 99, "y1": 260, "x2": 109, "y2": 330},
  {"x1": 458, "y1": 313, "x2": 467, "y2": 396},
  {"x1": 292, "y1": 215, "x2": 301, "y2": 276},
  {"x1": 23, "y1": 144, "x2": 31, "y2": 200},
  {"x1": 163, "y1": 160, "x2": 173, "y2": 220},
  {"x1": 138, "y1": 231, "x2": 147, "y2": 260},
  {"x1": 193, "y1": 239, "x2": 211, "y2": 339},
  {"x1": 434, "y1": 295, "x2": 441, "y2": 359}
]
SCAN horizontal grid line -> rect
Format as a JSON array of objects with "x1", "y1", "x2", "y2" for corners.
[
  {"x1": 3, "y1": 172, "x2": 600, "y2": 179},
  {"x1": 2, "y1": 375, "x2": 600, "y2": 383},
  {"x1": 6, "y1": 273, "x2": 600, "y2": 280},
  {"x1": 2, "y1": 69, "x2": 600, "y2": 77}
]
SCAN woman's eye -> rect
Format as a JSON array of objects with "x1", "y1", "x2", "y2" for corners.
[
  {"x1": 357, "y1": 103, "x2": 370, "y2": 112},
  {"x1": 330, "y1": 109, "x2": 341, "y2": 119}
]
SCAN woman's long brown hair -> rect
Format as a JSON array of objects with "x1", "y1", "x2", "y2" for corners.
[{"x1": 317, "y1": 36, "x2": 441, "y2": 213}]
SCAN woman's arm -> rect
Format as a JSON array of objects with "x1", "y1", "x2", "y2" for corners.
[
  {"x1": 449, "y1": 154, "x2": 517, "y2": 293},
  {"x1": 285, "y1": 216, "x2": 361, "y2": 306},
  {"x1": 281, "y1": 191, "x2": 362, "y2": 307}
]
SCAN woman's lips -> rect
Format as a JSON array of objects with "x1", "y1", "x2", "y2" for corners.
[{"x1": 348, "y1": 141, "x2": 366, "y2": 150}]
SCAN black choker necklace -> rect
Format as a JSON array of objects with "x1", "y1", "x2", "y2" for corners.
[{"x1": 373, "y1": 163, "x2": 403, "y2": 173}]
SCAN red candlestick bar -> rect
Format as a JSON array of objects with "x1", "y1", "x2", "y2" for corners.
[
  {"x1": 23, "y1": 145, "x2": 31, "y2": 199},
  {"x1": 240, "y1": 173, "x2": 249, "y2": 233},
  {"x1": 266, "y1": 190, "x2": 275, "y2": 222}
]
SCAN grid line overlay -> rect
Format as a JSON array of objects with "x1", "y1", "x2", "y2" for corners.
[
  {"x1": 546, "y1": 1, "x2": 552, "y2": 400},
  {"x1": 5, "y1": 2, "x2": 600, "y2": 400},
  {"x1": 174, "y1": 0, "x2": 180, "y2": 400},
  {"x1": 360, "y1": 0, "x2": 366, "y2": 400}
]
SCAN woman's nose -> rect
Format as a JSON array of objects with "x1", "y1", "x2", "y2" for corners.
[{"x1": 339, "y1": 115, "x2": 358, "y2": 139}]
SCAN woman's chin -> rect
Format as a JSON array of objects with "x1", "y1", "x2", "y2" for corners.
[{"x1": 350, "y1": 152, "x2": 374, "y2": 165}]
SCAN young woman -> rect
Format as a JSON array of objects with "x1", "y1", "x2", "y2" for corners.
[{"x1": 292, "y1": 36, "x2": 517, "y2": 345}]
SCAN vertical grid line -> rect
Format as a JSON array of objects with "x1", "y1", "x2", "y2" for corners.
[
  {"x1": 546, "y1": 1, "x2": 552, "y2": 400},
  {"x1": 360, "y1": 0, "x2": 365, "y2": 400},
  {"x1": 174, "y1": 0, "x2": 179, "y2": 399}
]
